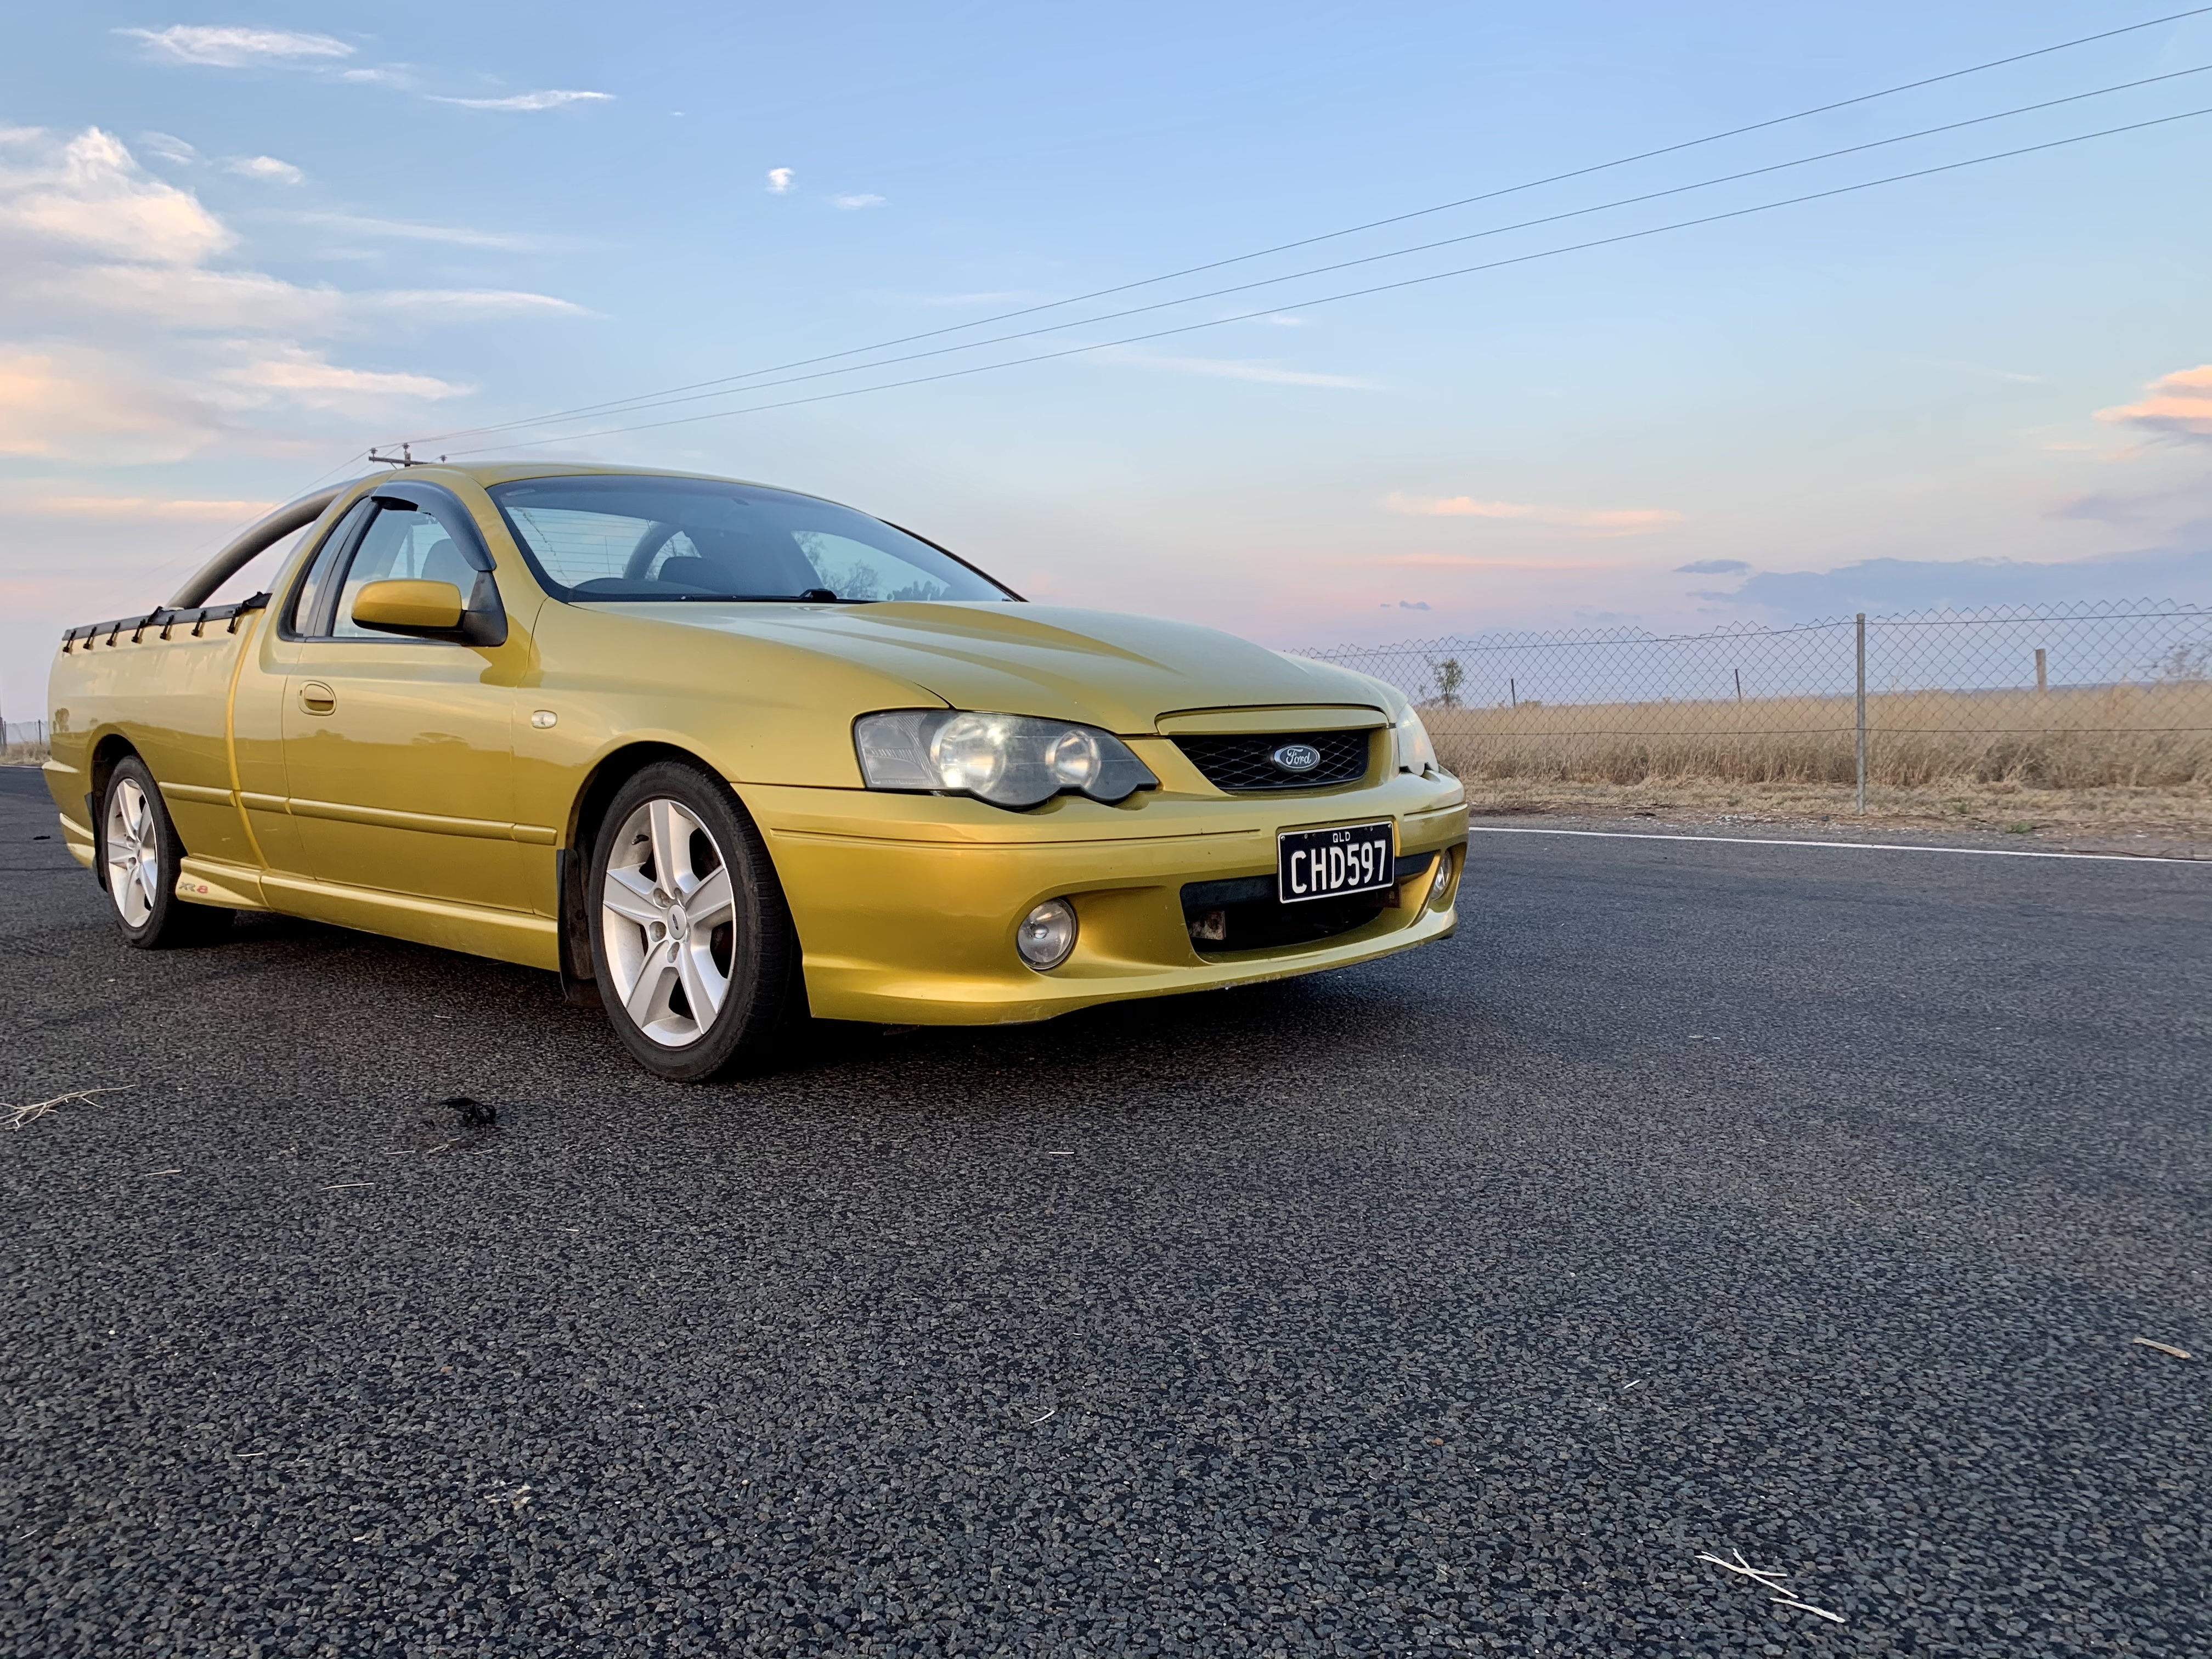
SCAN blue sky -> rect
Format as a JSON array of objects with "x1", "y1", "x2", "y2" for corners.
[{"x1": 2, "y1": 2, "x2": 2208, "y2": 718}]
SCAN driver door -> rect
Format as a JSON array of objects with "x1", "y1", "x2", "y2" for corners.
[{"x1": 280, "y1": 489, "x2": 528, "y2": 912}]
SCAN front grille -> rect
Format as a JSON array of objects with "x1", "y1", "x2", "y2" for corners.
[
  {"x1": 1189, "y1": 892, "x2": 1386, "y2": 952},
  {"x1": 1174, "y1": 729, "x2": 1372, "y2": 792},
  {"x1": 1178, "y1": 852, "x2": 1432, "y2": 955}
]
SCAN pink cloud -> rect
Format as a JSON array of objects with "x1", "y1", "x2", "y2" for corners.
[
  {"x1": 0, "y1": 347, "x2": 219, "y2": 462},
  {"x1": 1364, "y1": 554, "x2": 1623, "y2": 571},
  {"x1": 1383, "y1": 492, "x2": 1684, "y2": 537},
  {"x1": 2095, "y1": 365, "x2": 2212, "y2": 442}
]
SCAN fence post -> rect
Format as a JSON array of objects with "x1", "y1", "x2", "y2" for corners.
[
  {"x1": 2035, "y1": 647, "x2": 2047, "y2": 693},
  {"x1": 1854, "y1": 612, "x2": 1867, "y2": 815}
]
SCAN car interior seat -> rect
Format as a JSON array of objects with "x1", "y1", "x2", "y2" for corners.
[
  {"x1": 675, "y1": 526, "x2": 825, "y2": 595},
  {"x1": 415, "y1": 536, "x2": 476, "y2": 592}
]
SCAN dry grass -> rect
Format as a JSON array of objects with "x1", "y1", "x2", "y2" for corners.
[
  {"x1": 1427, "y1": 682, "x2": 2212, "y2": 790},
  {"x1": 3, "y1": 740, "x2": 52, "y2": 767},
  {"x1": 1429, "y1": 682, "x2": 2212, "y2": 842}
]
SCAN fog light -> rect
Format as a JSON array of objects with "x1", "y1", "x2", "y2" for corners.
[
  {"x1": 1016, "y1": 898, "x2": 1077, "y2": 970},
  {"x1": 1429, "y1": 854, "x2": 1454, "y2": 909}
]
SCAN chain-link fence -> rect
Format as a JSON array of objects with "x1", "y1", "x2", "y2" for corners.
[
  {"x1": 2, "y1": 718, "x2": 49, "y2": 761},
  {"x1": 1295, "y1": 600, "x2": 2212, "y2": 799},
  {"x1": 10, "y1": 606, "x2": 2212, "y2": 791}
]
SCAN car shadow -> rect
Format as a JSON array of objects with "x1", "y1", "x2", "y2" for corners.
[{"x1": 149, "y1": 901, "x2": 1481, "y2": 1107}]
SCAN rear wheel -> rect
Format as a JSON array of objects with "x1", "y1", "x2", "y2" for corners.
[
  {"x1": 100, "y1": 755, "x2": 233, "y2": 947},
  {"x1": 585, "y1": 761, "x2": 803, "y2": 1081}
]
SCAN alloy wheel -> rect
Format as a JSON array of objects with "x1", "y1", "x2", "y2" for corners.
[
  {"x1": 104, "y1": 776, "x2": 162, "y2": 928},
  {"x1": 599, "y1": 797, "x2": 737, "y2": 1047}
]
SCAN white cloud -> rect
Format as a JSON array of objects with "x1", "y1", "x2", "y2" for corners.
[
  {"x1": 428, "y1": 89, "x2": 613, "y2": 112},
  {"x1": 11, "y1": 266, "x2": 587, "y2": 333},
  {"x1": 227, "y1": 155, "x2": 304, "y2": 185},
  {"x1": 1262, "y1": 314, "x2": 1306, "y2": 327},
  {"x1": 1108, "y1": 351, "x2": 1378, "y2": 390},
  {"x1": 5, "y1": 495, "x2": 278, "y2": 520},
  {"x1": 765, "y1": 167, "x2": 793, "y2": 193},
  {"x1": 291, "y1": 211, "x2": 539, "y2": 249},
  {"x1": 370, "y1": 289, "x2": 592, "y2": 319},
  {"x1": 118, "y1": 26, "x2": 353, "y2": 68},
  {"x1": 337, "y1": 66, "x2": 416, "y2": 88},
  {"x1": 1384, "y1": 492, "x2": 1685, "y2": 537},
  {"x1": 220, "y1": 347, "x2": 467, "y2": 406},
  {"x1": 19, "y1": 264, "x2": 348, "y2": 332},
  {"x1": 0, "y1": 130, "x2": 587, "y2": 335},
  {"x1": 0, "y1": 127, "x2": 230, "y2": 264},
  {"x1": 832, "y1": 193, "x2": 885, "y2": 210},
  {"x1": 0, "y1": 124, "x2": 586, "y2": 483},
  {"x1": 139, "y1": 131, "x2": 199, "y2": 165}
]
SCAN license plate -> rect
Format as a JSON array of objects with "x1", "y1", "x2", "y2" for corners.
[{"x1": 1278, "y1": 820, "x2": 1395, "y2": 904}]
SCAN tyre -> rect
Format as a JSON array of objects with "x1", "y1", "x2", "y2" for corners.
[
  {"x1": 99, "y1": 754, "x2": 234, "y2": 947},
  {"x1": 585, "y1": 760, "x2": 804, "y2": 1082}
]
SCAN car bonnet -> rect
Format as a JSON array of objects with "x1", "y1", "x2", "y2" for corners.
[{"x1": 608, "y1": 601, "x2": 1392, "y2": 732}]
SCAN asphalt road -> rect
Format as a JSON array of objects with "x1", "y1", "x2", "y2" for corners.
[{"x1": 2, "y1": 764, "x2": 2206, "y2": 1658}]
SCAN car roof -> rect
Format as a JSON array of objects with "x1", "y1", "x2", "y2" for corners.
[{"x1": 370, "y1": 460, "x2": 815, "y2": 496}]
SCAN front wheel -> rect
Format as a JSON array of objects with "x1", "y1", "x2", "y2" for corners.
[
  {"x1": 100, "y1": 755, "x2": 233, "y2": 947},
  {"x1": 585, "y1": 761, "x2": 803, "y2": 1081}
]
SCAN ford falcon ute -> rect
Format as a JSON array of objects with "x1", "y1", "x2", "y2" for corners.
[{"x1": 43, "y1": 464, "x2": 1468, "y2": 1080}]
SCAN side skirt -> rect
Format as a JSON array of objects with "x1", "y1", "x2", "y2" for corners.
[
  {"x1": 258, "y1": 871, "x2": 561, "y2": 971},
  {"x1": 175, "y1": 856, "x2": 272, "y2": 911}
]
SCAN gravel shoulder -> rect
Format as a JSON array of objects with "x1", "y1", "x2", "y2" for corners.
[{"x1": 1467, "y1": 805, "x2": 2212, "y2": 860}]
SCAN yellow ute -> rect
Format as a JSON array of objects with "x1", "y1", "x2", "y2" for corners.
[{"x1": 44, "y1": 464, "x2": 1468, "y2": 1080}]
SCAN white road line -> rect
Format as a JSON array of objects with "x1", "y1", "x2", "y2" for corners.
[{"x1": 1464, "y1": 825, "x2": 2209, "y2": 864}]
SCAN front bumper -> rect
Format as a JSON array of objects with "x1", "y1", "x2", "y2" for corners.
[{"x1": 743, "y1": 771, "x2": 1468, "y2": 1024}]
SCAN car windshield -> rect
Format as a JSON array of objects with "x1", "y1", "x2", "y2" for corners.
[{"x1": 488, "y1": 474, "x2": 1015, "y2": 604}]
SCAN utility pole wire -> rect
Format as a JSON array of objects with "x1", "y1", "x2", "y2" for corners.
[
  {"x1": 413, "y1": 65, "x2": 2212, "y2": 444},
  {"x1": 403, "y1": 4, "x2": 2212, "y2": 449},
  {"x1": 440, "y1": 104, "x2": 2212, "y2": 456}
]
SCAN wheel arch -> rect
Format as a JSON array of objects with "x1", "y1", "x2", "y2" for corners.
[
  {"x1": 87, "y1": 729, "x2": 139, "y2": 808},
  {"x1": 85, "y1": 731, "x2": 144, "y2": 889},
  {"x1": 555, "y1": 740, "x2": 736, "y2": 1001}
]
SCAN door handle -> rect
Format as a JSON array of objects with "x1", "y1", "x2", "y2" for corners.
[{"x1": 298, "y1": 681, "x2": 336, "y2": 715}]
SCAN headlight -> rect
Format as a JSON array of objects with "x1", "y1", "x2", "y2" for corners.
[
  {"x1": 854, "y1": 710, "x2": 1158, "y2": 809},
  {"x1": 1392, "y1": 707, "x2": 1440, "y2": 775}
]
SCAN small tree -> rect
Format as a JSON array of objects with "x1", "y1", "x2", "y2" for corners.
[
  {"x1": 2148, "y1": 641, "x2": 2211, "y2": 682},
  {"x1": 1430, "y1": 656, "x2": 1465, "y2": 710}
]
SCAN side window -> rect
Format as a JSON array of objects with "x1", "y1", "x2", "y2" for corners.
[
  {"x1": 331, "y1": 507, "x2": 476, "y2": 639},
  {"x1": 286, "y1": 499, "x2": 374, "y2": 636}
]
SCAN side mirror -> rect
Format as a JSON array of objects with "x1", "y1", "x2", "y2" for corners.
[
  {"x1": 352, "y1": 578, "x2": 465, "y2": 635},
  {"x1": 349, "y1": 575, "x2": 507, "y2": 646}
]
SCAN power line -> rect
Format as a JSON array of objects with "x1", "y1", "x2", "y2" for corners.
[
  {"x1": 441, "y1": 105, "x2": 2211, "y2": 457},
  {"x1": 405, "y1": 5, "x2": 2212, "y2": 448},
  {"x1": 416, "y1": 65, "x2": 2211, "y2": 444},
  {"x1": 133, "y1": 445, "x2": 379, "y2": 589}
]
